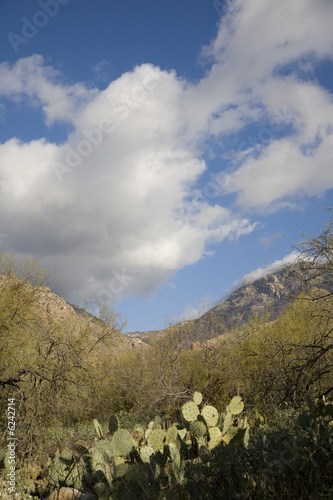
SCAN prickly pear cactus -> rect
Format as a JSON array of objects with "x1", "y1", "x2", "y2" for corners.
[
  {"x1": 111, "y1": 429, "x2": 134, "y2": 456},
  {"x1": 165, "y1": 425, "x2": 178, "y2": 446},
  {"x1": 222, "y1": 426, "x2": 239, "y2": 444},
  {"x1": 226, "y1": 396, "x2": 244, "y2": 415},
  {"x1": 111, "y1": 455, "x2": 128, "y2": 478},
  {"x1": 92, "y1": 439, "x2": 116, "y2": 460},
  {"x1": 86, "y1": 391, "x2": 250, "y2": 498},
  {"x1": 147, "y1": 429, "x2": 166, "y2": 452},
  {"x1": 168, "y1": 442, "x2": 181, "y2": 477},
  {"x1": 140, "y1": 445, "x2": 155, "y2": 463},
  {"x1": 132, "y1": 426, "x2": 144, "y2": 443},
  {"x1": 91, "y1": 441, "x2": 114, "y2": 489},
  {"x1": 208, "y1": 426, "x2": 223, "y2": 450},
  {"x1": 189, "y1": 420, "x2": 207, "y2": 438},
  {"x1": 93, "y1": 482, "x2": 111, "y2": 500},
  {"x1": 93, "y1": 418, "x2": 103, "y2": 439},
  {"x1": 223, "y1": 411, "x2": 233, "y2": 433},
  {"x1": 193, "y1": 391, "x2": 203, "y2": 405},
  {"x1": 108, "y1": 414, "x2": 119, "y2": 435},
  {"x1": 199, "y1": 444, "x2": 211, "y2": 463},
  {"x1": 178, "y1": 428, "x2": 187, "y2": 441},
  {"x1": 201, "y1": 405, "x2": 219, "y2": 427},
  {"x1": 182, "y1": 401, "x2": 200, "y2": 422}
]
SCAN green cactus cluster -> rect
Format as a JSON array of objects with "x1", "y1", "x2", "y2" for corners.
[
  {"x1": 42, "y1": 392, "x2": 249, "y2": 499},
  {"x1": 5, "y1": 392, "x2": 333, "y2": 500},
  {"x1": 179, "y1": 392, "x2": 249, "y2": 454}
]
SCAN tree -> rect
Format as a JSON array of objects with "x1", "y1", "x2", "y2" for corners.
[
  {"x1": 292, "y1": 207, "x2": 333, "y2": 298},
  {"x1": 0, "y1": 253, "x2": 125, "y2": 454},
  {"x1": 290, "y1": 208, "x2": 333, "y2": 399}
]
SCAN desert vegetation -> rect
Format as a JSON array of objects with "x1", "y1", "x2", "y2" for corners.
[{"x1": 0, "y1": 213, "x2": 333, "y2": 498}]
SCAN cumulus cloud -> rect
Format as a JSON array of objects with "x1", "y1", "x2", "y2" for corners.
[
  {"x1": 1, "y1": 0, "x2": 333, "y2": 307},
  {"x1": 218, "y1": 252, "x2": 299, "y2": 301},
  {"x1": 0, "y1": 54, "x2": 95, "y2": 125},
  {"x1": 242, "y1": 252, "x2": 299, "y2": 285},
  {"x1": 0, "y1": 57, "x2": 255, "y2": 306},
  {"x1": 188, "y1": 0, "x2": 333, "y2": 212}
]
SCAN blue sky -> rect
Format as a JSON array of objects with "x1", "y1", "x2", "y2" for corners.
[{"x1": 0, "y1": 0, "x2": 333, "y2": 333}]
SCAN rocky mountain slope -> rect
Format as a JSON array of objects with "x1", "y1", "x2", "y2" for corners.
[
  {"x1": 126, "y1": 266, "x2": 333, "y2": 345},
  {"x1": 21, "y1": 264, "x2": 332, "y2": 349},
  {"x1": 31, "y1": 284, "x2": 146, "y2": 349}
]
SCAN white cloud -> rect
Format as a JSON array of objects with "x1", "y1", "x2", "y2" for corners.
[
  {"x1": 242, "y1": 252, "x2": 299, "y2": 285},
  {"x1": 187, "y1": 0, "x2": 333, "y2": 212},
  {"x1": 0, "y1": 57, "x2": 255, "y2": 306},
  {"x1": 219, "y1": 252, "x2": 299, "y2": 301},
  {"x1": 1, "y1": 0, "x2": 333, "y2": 306},
  {"x1": 0, "y1": 55, "x2": 96, "y2": 125}
]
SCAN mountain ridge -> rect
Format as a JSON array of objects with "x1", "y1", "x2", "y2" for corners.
[
  {"x1": 14, "y1": 264, "x2": 332, "y2": 348},
  {"x1": 125, "y1": 265, "x2": 333, "y2": 344}
]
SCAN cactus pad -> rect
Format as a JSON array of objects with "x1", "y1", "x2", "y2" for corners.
[
  {"x1": 178, "y1": 428, "x2": 187, "y2": 441},
  {"x1": 226, "y1": 396, "x2": 244, "y2": 415},
  {"x1": 132, "y1": 427, "x2": 144, "y2": 443},
  {"x1": 169, "y1": 442, "x2": 181, "y2": 470},
  {"x1": 223, "y1": 411, "x2": 233, "y2": 434},
  {"x1": 181, "y1": 401, "x2": 200, "y2": 422},
  {"x1": 93, "y1": 418, "x2": 103, "y2": 439},
  {"x1": 140, "y1": 445, "x2": 154, "y2": 463},
  {"x1": 108, "y1": 414, "x2": 119, "y2": 434},
  {"x1": 92, "y1": 439, "x2": 115, "y2": 461},
  {"x1": 193, "y1": 391, "x2": 203, "y2": 405},
  {"x1": 208, "y1": 426, "x2": 223, "y2": 450},
  {"x1": 201, "y1": 405, "x2": 219, "y2": 427},
  {"x1": 111, "y1": 428, "x2": 134, "y2": 456},
  {"x1": 166, "y1": 425, "x2": 178, "y2": 445},
  {"x1": 147, "y1": 428, "x2": 166, "y2": 452},
  {"x1": 189, "y1": 420, "x2": 207, "y2": 438},
  {"x1": 222, "y1": 426, "x2": 239, "y2": 444}
]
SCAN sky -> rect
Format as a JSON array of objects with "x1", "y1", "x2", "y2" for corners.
[{"x1": 0, "y1": 0, "x2": 333, "y2": 333}]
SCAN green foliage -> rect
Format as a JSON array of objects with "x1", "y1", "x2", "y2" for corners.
[
  {"x1": 1, "y1": 215, "x2": 333, "y2": 498},
  {"x1": 1, "y1": 392, "x2": 332, "y2": 499}
]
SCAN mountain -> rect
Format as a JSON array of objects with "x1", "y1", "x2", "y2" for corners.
[
  {"x1": 31, "y1": 284, "x2": 146, "y2": 349},
  {"x1": 20, "y1": 264, "x2": 332, "y2": 349},
  {"x1": 126, "y1": 266, "x2": 333, "y2": 345}
]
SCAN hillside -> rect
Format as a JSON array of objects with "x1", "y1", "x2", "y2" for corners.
[
  {"x1": 126, "y1": 265, "x2": 333, "y2": 345},
  {"x1": 19, "y1": 264, "x2": 332, "y2": 349},
  {"x1": 11, "y1": 282, "x2": 146, "y2": 350}
]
